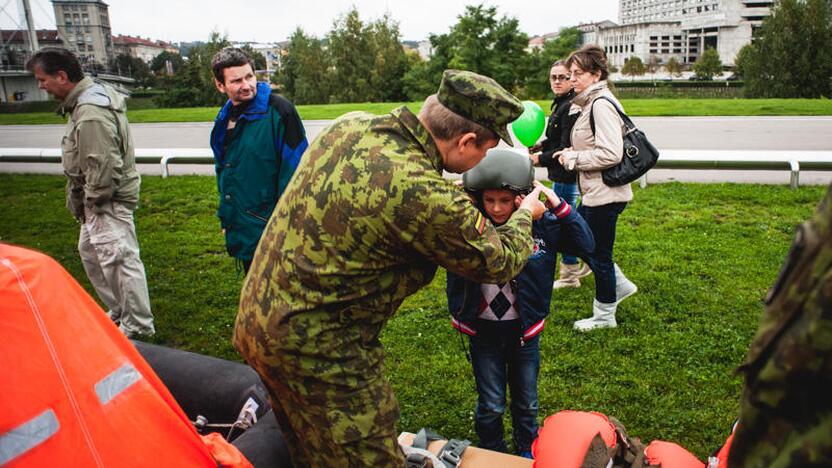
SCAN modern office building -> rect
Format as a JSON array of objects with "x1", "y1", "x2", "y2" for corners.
[
  {"x1": 51, "y1": 0, "x2": 114, "y2": 68},
  {"x1": 580, "y1": 0, "x2": 774, "y2": 67}
]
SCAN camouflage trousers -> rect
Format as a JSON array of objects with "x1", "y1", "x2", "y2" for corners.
[{"x1": 235, "y1": 310, "x2": 405, "y2": 467}]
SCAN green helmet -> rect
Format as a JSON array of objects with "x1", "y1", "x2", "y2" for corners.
[{"x1": 462, "y1": 149, "x2": 534, "y2": 194}]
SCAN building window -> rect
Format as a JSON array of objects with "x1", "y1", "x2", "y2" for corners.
[{"x1": 650, "y1": 49, "x2": 658, "y2": 53}]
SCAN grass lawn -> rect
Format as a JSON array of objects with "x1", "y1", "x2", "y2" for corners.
[
  {"x1": 0, "y1": 174, "x2": 826, "y2": 459},
  {"x1": 0, "y1": 98, "x2": 830, "y2": 125}
]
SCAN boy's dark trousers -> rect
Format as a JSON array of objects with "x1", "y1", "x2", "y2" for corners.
[{"x1": 469, "y1": 319, "x2": 540, "y2": 453}]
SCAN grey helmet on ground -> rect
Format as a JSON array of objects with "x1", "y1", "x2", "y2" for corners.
[{"x1": 462, "y1": 148, "x2": 535, "y2": 194}]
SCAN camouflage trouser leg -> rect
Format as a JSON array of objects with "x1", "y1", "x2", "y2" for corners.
[{"x1": 254, "y1": 362, "x2": 405, "y2": 468}]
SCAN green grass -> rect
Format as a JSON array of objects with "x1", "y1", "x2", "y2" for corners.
[
  {"x1": 0, "y1": 174, "x2": 826, "y2": 459},
  {"x1": 0, "y1": 98, "x2": 830, "y2": 125}
]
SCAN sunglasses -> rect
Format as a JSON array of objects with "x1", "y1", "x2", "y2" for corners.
[{"x1": 549, "y1": 74, "x2": 571, "y2": 82}]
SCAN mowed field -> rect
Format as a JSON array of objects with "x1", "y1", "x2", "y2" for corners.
[
  {"x1": 1, "y1": 98, "x2": 831, "y2": 125},
  {"x1": 1, "y1": 173, "x2": 827, "y2": 458}
]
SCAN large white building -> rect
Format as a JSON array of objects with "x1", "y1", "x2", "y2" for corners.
[
  {"x1": 52, "y1": 0, "x2": 114, "y2": 68},
  {"x1": 582, "y1": 0, "x2": 774, "y2": 68}
]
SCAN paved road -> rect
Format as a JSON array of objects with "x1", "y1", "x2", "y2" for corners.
[{"x1": 2, "y1": 117, "x2": 832, "y2": 184}]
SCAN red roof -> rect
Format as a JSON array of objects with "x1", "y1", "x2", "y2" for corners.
[
  {"x1": 1, "y1": 29, "x2": 62, "y2": 43},
  {"x1": 112, "y1": 34, "x2": 171, "y2": 49}
]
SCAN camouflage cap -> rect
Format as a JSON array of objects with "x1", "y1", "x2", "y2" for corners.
[{"x1": 437, "y1": 69, "x2": 524, "y2": 147}]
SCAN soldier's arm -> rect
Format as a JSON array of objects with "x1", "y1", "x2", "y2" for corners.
[
  {"x1": 402, "y1": 177, "x2": 535, "y2": 285},
  {"x1": 75, "y1": 117, "x2": 122, "y2": 211}
]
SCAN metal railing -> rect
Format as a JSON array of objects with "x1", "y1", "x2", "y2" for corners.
[{"x1": 2, "y1": 148, "x2": 832, "y2": 188}]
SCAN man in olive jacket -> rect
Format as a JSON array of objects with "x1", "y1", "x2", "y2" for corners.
[{"x1": 27, "y1": 48, "x2": 154, "y2": 338}]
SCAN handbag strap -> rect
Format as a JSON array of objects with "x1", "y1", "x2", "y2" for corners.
[{"x1": 589, "y1": 95, "x2": 636, "y2": 135}]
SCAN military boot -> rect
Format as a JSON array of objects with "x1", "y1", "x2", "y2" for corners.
[
  {"x1": 614, "y1": 264, "x2": 638, "y2": 304},
  {"x1": 573, "y1": 300, "x2": 617, "y2": 331},
  {"x1": 553, "y1": 262, "x2": 582, "y2": 289}
]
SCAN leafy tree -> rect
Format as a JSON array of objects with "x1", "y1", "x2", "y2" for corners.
[
  {"x1": 114, "y1": 54, "x2": 154, "y2": 87},
  {"x1": 737, "y1": 0, "x2": 832, "y2": 97},
  {"x1": 327, "y1": 8, "x2": 374, "y2": 103},
  {"x1": 646, "y1": 55, "x2": 660, "y2": 80},
  {"x1": 621, "y1": 56, "x2": 645, "y2": 80},
  {"x1": 156, "y1": 31, "x2": 229, "y2": 107},
  {"x1": 150, "y1": 51, "x2": 184, "y2": 76},
  {"x1": 275, "y1": 28, "x2": 331, "y2": 104},
  {"x1": 665, "y1": 56, "x2": 682, "y2": 78},
  {"x1": 401, "y1": 51, "x2": 436, "y2": 101},
  {"x1": 367, "y1": 14, "x2": 409, "y2": 102},
  {"x1": 693, "y1": 47, "x2": 722, "y2": 80}
]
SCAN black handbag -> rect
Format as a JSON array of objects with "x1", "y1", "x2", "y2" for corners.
[{"x1": 589, "y1": 96, "x2": 660, "y2": 186}]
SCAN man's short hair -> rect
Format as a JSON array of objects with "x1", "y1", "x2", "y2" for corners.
[
  {"x1": 25, "y1": 47, "x2": 84, "y2": 82},
  {"x1": 419, "y1": 94, "x2": 497, "y2": 146},
  {"x1": 211, "y1": 47, "x2": 254, "y2": 83}
]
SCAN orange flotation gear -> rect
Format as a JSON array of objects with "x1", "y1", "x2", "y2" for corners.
[
  {"x1": 0, "y1": 244, "x2": 250, "y2": 467},
  {"x1": 532, "y1": 410, "x2": 618, "y2": 467}
]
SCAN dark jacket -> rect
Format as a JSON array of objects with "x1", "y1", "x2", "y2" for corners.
[
  {"x1": 538, "y1": 90, "x2": 579, "y2": 183},
  {"x1": 210, "y1": 82, "x2": 308, "y2": 261},
  {"x1": 446, "y1": 200, "x2": 595, "y2": 342}
]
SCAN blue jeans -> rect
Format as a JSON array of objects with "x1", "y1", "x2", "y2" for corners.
[
  {"x1": 578, "y1": 202, "x2": 627, "y2": 303},
  {"x1": 469, "y1": 320, "x2": 540, "y2": 453},
  {"x1": 553, "y1": 182, "x2": 581, "y2": 265}
]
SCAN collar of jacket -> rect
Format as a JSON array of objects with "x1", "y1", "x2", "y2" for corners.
[
  {"x1": 391, "y1": 106, "x2": 443, "y2": 174},
  {"x1": 59, "y1": 76, "x2": 95, "y2": 116},
  {"x1": 550, "y1": 89, "x2": 576, "y2": 111},
  {"x1": 572, "y1": 80, "x2": 609, "y2": 107},
  {"x1": 215, "y1": 82, "x2": 272, "y2": 125}
]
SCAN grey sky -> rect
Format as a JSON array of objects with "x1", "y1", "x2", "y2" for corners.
[{"x1": 3, "y1": 0, "x2": 619, "y2": 43}]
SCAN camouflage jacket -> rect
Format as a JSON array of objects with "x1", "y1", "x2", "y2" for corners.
[
  {"x1": 60, "y1": 77, "x2": 140, "y2": 219},
  {"x1": 234, "y1": 106, "x2": 534, "y2": 387},
  {"x1": 730, "y1": 184, "x2": 832, "y2": 467}
]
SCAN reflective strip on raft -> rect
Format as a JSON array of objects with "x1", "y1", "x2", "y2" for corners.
[
  {"x1": 96, "y1": 363, "x2": 142, "y2": 405},
  {"x1": 0, "y1": 409, "x2": 60, "y2": 465}
]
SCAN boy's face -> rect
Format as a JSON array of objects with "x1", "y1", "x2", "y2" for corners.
[{"x1": 482, "y1": 188, "x2": 517, "y2": 225}]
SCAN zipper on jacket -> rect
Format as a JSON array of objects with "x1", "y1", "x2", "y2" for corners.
[{"x1": 245, "y1": 209, "x2": 269, "y2": 222}]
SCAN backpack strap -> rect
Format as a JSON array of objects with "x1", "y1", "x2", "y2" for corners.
[{"x1": 589, "y1": 96, "x2": 636, "y2": 136}]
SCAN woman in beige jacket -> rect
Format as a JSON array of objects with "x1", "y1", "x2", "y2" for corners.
[{"x1": 556, "y1": 45, "x2": 638, "y2": 331}]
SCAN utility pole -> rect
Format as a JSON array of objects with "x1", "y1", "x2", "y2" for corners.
[{"x1": 19, "y1": 0, "x2": 39, "y2": 52}]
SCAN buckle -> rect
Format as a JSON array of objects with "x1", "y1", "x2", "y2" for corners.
[{"x1": 439, "y1": 449, "x2": 462, "y2": 467}]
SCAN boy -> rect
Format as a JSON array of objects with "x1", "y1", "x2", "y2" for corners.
[{"x1": 446, "y1": 149, "x2": 595, "y2": 457}]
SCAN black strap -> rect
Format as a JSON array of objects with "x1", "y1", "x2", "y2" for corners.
[
  {"x1": 412, "y1": 428, "x2": 444, "y2": 450},
  {"x1": 589, "y1": 96, "x2": 636, "y2": 135}
]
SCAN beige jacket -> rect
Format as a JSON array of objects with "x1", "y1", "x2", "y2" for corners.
[
  {"x1": 60, "y1": 76, "x2": 140, "y2": 220},
  {"x1": 561, "y1": 81, "x2": 633, "y2": 207}
]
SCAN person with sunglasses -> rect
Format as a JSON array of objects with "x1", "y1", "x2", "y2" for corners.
[{"x1": 529, "y1": 60, "x2": 592, "y2": 289}]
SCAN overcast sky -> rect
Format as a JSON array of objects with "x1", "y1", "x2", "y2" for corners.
[{"x1": 3, "y1": 0, "x2": 619, "y2": 43}]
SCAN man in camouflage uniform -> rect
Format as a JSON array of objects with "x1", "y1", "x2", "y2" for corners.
[
  {"x1": 234, "y1": 70, "x2": 547, "y2": 466},
  {"x1": 729, "y1": 184, "x2": 832, "y2": 466}
]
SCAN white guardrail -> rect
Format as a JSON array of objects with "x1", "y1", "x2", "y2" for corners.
[{"x1": 1, "y1": 148, "x2": 832, "y2": 189}]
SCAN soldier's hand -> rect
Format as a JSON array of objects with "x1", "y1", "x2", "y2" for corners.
[
  {"x1": 534, "y1": 180, "x2": 562, "y2": 209},
  {"x1": 516, "y1": 185, "x2": 546, "y2": 220}
]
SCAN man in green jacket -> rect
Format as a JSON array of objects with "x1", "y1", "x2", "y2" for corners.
[
  {"x1": 234, "y1": 69, "x2": 547, "y2": 466},
  {"x1": 210, "y1": 47, "x2": 307, "y2": 273},
  {"x1": 27, "y1": 48, "x2": 154, "y2": 338}
]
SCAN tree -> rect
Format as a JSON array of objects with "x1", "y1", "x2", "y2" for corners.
[
  {"x1": 274, "y1": 28, "x2": 331, "y2": 104},
  {"x1": 737, "y1": 0, "x2": 832, "y2": 97},
  {"x1": 621, "y1": 56, "x2": 645, "y2": 80},
  {"x1": 239, "y1": 45, "x2": 267, "y2": 72},
  {"x1": 327, "y1": 8, "x2": 374, "y2": 103},
  {"x1": 366, "y1": 14, "x2": 409, "y2": 102},
  {"x1": 156, "y1": 31, "x2": 229, "y2": 107},
  {"x1": 114, "y1": 54, "x2": 154, "y2": 87},
  {"x1": 646, "y1": 55, "x2": 660, "y2": 80},
  {"x1": 150, "y1": 51, "x2": 184, "y2": 76},
  {"x1": 693, "y1": 47, "x2": 722, "y2": 80},
  {"x1": 665, "y1": 56, "x2": 682, "y2": 78}
]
